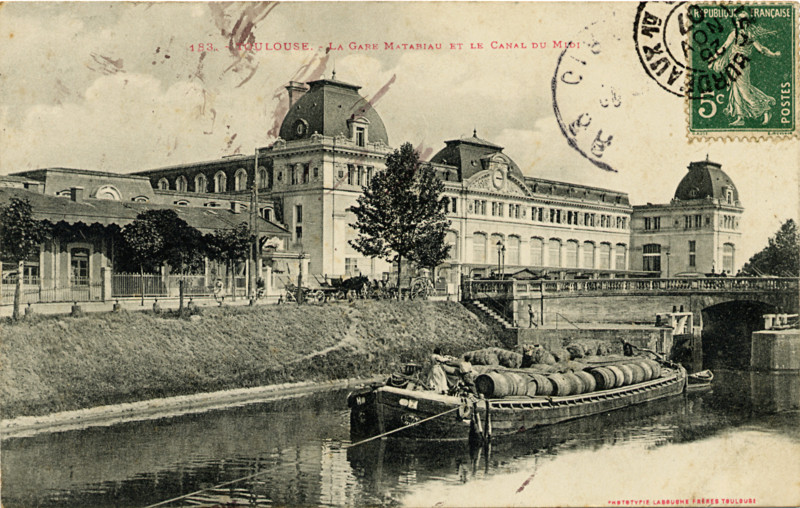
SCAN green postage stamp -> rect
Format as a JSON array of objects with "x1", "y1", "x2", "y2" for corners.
[{"x1": 686, "y1": 3, "x2": 797, "y2": 138}]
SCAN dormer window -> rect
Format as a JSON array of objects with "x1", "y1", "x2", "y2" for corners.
[
  {"x1": 348, "y1": 116, "x2": 370, "y2": 147},
  {"x1": 725, "y1": 187, "x2": 733, "y2": 204}
]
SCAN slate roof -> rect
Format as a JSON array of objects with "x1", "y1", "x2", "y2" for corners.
[
  {"x1": 0, "y1": 187, "x2": 289, "y2": 236},
  {"x1": 429, "y1": 132, "x2": 519, "y2": 181},
  {"x1": 278, "y1": 79, "x2": 389, "y2": 145},
  {"x1": 674, "y1": 160, "x2": 740, "y2": 203}
]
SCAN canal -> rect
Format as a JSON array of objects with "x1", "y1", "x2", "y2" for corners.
[{"x1": 2, "y1": 369, "x2": 799, "y2": 507}]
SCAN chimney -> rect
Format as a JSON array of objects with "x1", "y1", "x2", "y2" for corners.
[
  {"x1": 285, "y1": 81, "x2": 309, "y2": 107},
  {"x1": 231, "y1": 201, "x2": 243, "y2": 214},
  {"x1": 70, "y1": 187, "x2": 84, "y2": 202}
]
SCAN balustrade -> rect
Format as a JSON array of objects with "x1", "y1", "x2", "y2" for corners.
[{"x1": 464, "y1": 277, "x2": 797, "y2": 298}]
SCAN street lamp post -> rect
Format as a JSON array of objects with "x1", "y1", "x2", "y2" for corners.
[{"x1": 496, "y1": 241, "x2": 505, "y2": 278}]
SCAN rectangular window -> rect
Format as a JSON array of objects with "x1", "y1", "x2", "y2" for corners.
[
  {"x1": 498, "y1": 203, "x2": 504, "y2": 217},
  {"x1": 71, "y1": 248, "x2": 90, "y2": 285},
  {"x1": 355, "y1": 127, "x2": 365, "y2": 147},
  {"x1": 550, "y1": 209, "x2": 556, "y2": 223},
  {"x1": 694, "y1": 214, "x2": 702, "y2": 228},
  {"x1": 366, "y1": 167, "x2": 373, "y2": 186},
  {"x1": 347, "y1": 165, "x2": 355, "y2": 185},
  {"x1": 303, "y1": 164, "x2": 310, "y2": 184},
  {"x1": 451, "y1": 198, "x2": 457, "y2": 213},
  {"x1": 357, "y1": 166, "x2": 364, "y2": 186},
  {"x1": 689, "y1": 240, "x2": 696, "y2": 268},
  {"x1": 295, "y1": 226, "x2": 303, "y2": 241},
  {"x1": 491, "y1": 202, "x2": 497, "y2": 216},
  {"x1": 345, "y1": 257, "x2": 361, "y2": 275},
  {"x1": 295, "y1": 204, "x2": 303, "y2": 224}
]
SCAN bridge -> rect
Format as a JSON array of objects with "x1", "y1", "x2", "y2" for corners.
[
  {"x1": 463, "y1": 276, "x2": 799, "y2": 369},
  {"x1": 463, "y1": 277, "x2": 798, "y2": 324}
]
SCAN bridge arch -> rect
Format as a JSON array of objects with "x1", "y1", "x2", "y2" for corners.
[{"x1": 700, "y1": 299, "x2": 778, "y2": 369}]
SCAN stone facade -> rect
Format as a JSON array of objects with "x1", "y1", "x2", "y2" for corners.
[{"x1": 630, "y1": 159, "x2": 743, "y2": 276}]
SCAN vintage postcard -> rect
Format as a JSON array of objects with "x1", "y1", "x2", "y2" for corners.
[{"x1": 1, "y1": 2, "x2": 798, "y2": 507}]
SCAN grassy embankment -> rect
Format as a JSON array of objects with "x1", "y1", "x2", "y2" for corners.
[{"x1": 0, "y1": 301, "x2": 506, "y2": 419}]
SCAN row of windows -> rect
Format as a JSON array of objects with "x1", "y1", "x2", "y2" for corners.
[
  {"x1": 721, "y1": 215, "x2": 738, "y2": 230},
  {"x1": 157, "y1": 168, "x2": 270, "y2": 194},
  {"x1": 642, "y1": 242, "x2": 735, "y2": 273},
  {"x1": 346, "y1": 165, "x2": 374, "y2": 186},
  {"x1": 471, "y1": 200, "x2": 628, "y2": 230},
  {"x1": 466, "y1": 233, "x2": 627, "y2": 270}
]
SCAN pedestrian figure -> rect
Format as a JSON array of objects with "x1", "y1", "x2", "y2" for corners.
[{"x1": 528, "y1": 304, "x2": 538, "y2": 328}]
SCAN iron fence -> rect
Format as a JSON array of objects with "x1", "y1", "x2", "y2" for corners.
[
  {"x1": 111, "y1": 273, "x2": 247, "y2": 298},
  {"x1": 1, "y1": 278, "x2": 102, "y2": 304}
]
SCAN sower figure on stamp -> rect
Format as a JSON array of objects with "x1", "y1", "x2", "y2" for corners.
[{"x1": 708, "y1": 11, "x2": 781, "y2": 126}]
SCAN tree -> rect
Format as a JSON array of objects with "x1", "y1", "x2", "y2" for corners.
[
  {"x1": 205, "y1": 223, "x2": 252, "y2": 300},
  {"x1": 741, "y1": 219, "x2": 800, "y2": 276},
  {"x1": 349, "y1": 142, "x2": 451, "y2": 288},
  {"x1": 121, "y1": 209, "x2": 204, "y2": 306},
  {"x1": 0, "y1": 198, "x2": 48, "y2": 320}
]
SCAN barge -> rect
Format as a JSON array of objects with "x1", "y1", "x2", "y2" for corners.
[{"x1": 349, "y1": 358, "x2": 688, "y2": 442}]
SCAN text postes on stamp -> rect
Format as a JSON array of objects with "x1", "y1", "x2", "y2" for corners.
[{"x1": 687, "y1": 3, "x2": 796, "y2": 137}]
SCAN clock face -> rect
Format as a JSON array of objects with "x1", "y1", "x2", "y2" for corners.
[{"x1": 492, "y1": 170, "x2": 504, "y2": 189}]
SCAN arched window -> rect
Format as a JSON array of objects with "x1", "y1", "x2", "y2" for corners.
[
  {"x1": 723, "y1": 243, "x2": 735, "y2": 274},
  {"x1": 214, "y1": 171, "x2": 227, "y2": 193},
  {"x1": 176, "y1": 176, "x2": 188, "y2": 192},
  {"x1": 234, "y1": 169, "x2": 247, "y2": 191},
  {"x1": 490, "y1": 234, "x2": 504, "y2": 266},
  {"x1": 548, "y1": 239, "x2": 561, "y2": 267},
  {"x1": 195, "y1": 174, "x2": 207, "y2": 193},
  {"x1": 507, "y1": 236, "x2": 520, "y2": 265},
  {"x1": 258, "y1": 167, "x2": 268, "y2": 189},
  {"x1": 643, "y1": 244, "x2": 661, "y2": 272},
  {"x1": 473, "y1": 233, "x2": 487, "y2": 264},
  {"x1": 615, "y1": 244, "x2": 627, "y2": 270},
  {"x1": 445, "y1": 230, "x2": 459, "y2": 261},
  {"x1": 94, "y1": 185, "x2": 121, "y2": 200},
  {"x1": 158, "y1": 178, "x2": 169, "y2": 190},
  {"x1": 583, "y1": 241, "x2": 595, "y2": 268},
  {"x1": 598, "y1": 243, "x2": 611, "y2": 269},
  {"x1": 565, "y1": 240, "x2": 579, "y2": 268},
  {"x1": 530, "y1": 237, "x2": 544, "y2": 266}
]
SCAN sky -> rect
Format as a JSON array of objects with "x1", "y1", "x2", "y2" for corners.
[{"x1": 1, "y1": 2, "x2": 797, "y2": 263}]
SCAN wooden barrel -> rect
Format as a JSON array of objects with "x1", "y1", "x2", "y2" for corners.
[
  {"x1": 504, "y1": 372, "x2": 528, "y2": 396},
  {"x1": 644, "y1": 359, "x2": 662, "y2": 379},
  {"x1": 589, "y1": 367, "x2": 616, "y2": 390},
  {"x1": 528, "y1": 373, "x2": 553, "y2": 396},
  {"x1": 475, "y1": 372, "x2": 510, "y2": 398},
  {"x1": 524, "y1": 377, "x2": 539, "y2": 397},
  {"x1": 606, "y1": 366, "x2": 625, "y2": 388},
  {"x1": 617, "y1": 364, "x2": 634, "y2": 386},
  {"x1": 626, "y1": 363, "x2": 646, "y2": 384},
  {"x1": 634, "y1": 360, "x2": 653, "y2": 381},
  {"x1": 563, "y1": 372, "x2": 585, "y2": 394},
  {"x1": 575, "y1": 371, "x2": 596, "y2": 393},
  {"x1": 548, "y1": 373, "x2": 574, "y2": 396}
]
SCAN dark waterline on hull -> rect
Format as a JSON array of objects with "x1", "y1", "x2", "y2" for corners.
[{"x1": 2, "y1": 369, "x2": 799, "y2": 507}]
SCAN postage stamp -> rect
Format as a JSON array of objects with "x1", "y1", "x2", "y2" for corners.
[
  {"x1": 634, "y1": 1, "x2": 798, "y2": 139},
  {"x1": 687, "y1": 3, "x2": 797, "y2": 138}
]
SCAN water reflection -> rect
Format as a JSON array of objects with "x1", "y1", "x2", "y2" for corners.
[{"x1": 2, "y1": 370, "x2": 798, "y2": 507}]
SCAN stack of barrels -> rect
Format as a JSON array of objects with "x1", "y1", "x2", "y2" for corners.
[{"x1": 474, "y1": 358, "x2": 663, "y2": 398}]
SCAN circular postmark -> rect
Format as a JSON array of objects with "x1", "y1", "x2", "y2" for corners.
[
  {"x1": 552, "y1": 19, "x2": 629, "y2": 172},
  {"x1": 633, "y1": 1, "x2": 741, "y2": 99}
]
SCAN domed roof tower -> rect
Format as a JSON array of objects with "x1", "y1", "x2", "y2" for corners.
[
  {"x1": 674, "y1": 159, "x2": 740, "y2": 205},
  {"x1": 278, "y1": 78, "x2": 389, "y2": 145}
]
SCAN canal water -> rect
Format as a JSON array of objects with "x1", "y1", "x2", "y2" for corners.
[{"x1": 2, "y1": 369, "x2": 799, "y2": 507}]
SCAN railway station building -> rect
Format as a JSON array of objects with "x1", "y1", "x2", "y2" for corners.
[{"x1": 1, "y1": 76, "x2": 744, "y2": 298}]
